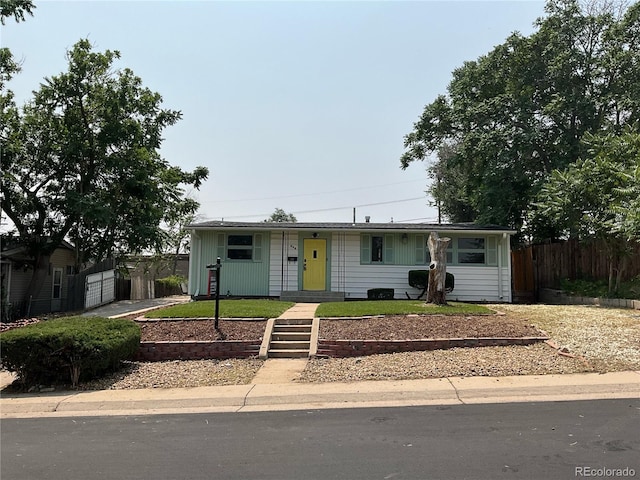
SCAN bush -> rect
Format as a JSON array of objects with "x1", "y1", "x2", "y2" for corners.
[
  {"x1": 156, "y1": 275, "x2": 187, "y2": 288},
  {"x1": 0, "y1": 317, "x2": 140, "y2": 388},
  {"x1": 367, "y1": 288, "x2": 395, "y2": 300},
  {"x1": 155, "y1": 275, "x2": 187, "y2": 297},
  {"x1": 560, "y1": 276, "x2": 640, "y2": 300}
]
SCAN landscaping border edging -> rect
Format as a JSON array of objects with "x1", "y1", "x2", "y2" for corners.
[
  {"x1": 316, "y1": 337, "x2": 549, "y2": 358},
  {"x1": 539, "y1": 289, "x2": 640, "y2": 310}
]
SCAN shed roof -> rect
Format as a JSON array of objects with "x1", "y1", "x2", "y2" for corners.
[{"x1": 188, "y1": 221, "x2": 516, "y2": 235}]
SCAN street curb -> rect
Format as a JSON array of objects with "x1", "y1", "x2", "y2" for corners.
[{"x1": 2, "y1": 371, "x2": 638, "y2": 418}]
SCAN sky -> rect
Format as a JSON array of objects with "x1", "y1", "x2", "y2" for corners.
[{"x1": 2, "y1": 0, "x2": 546, "y2": 225}]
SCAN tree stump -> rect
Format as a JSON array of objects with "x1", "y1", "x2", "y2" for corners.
[{"x1": 426, "y1": 232, "x2": 451, "y2": 305}]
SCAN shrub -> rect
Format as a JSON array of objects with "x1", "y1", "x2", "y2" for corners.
[
  {"x1": 156, "y1": 275, "x2": 187, "y2": 288},
  {"x1": 155, "y1": 275, "x2": 187, "y2": 297},
  {"x1": 367, "y1": 288, "x2": 395, "y2": 300},
  {"x1": 0, "y1": 317, "x2": 140, "y2": 388}
]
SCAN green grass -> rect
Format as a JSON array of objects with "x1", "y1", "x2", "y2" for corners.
[
  {"x1": 145, "y1": 299, "x2": 493, "y2": 319},
  {"x1": 144, "y1": 299, "x2": 295, "y2": 319},
  {"x1": 315, "y1": 300, "x2": 494, "y2": 317}
]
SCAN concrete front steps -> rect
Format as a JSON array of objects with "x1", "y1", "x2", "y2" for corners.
[{"x1": 259, "y1": 318, "x2": 319, "y2": 359}]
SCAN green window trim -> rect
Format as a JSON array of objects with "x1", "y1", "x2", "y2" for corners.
[
  {"x1": 360, "y1": 233, "x2": 394, "y2": 265},
  {"x1": 217, "y1": 233, "x2": 264, "y2": 262},
  {"x1": 415, "y1": 234, "x2": 426, "y2": 264},
  {"x1": 414, "y1": 234, "x2": 498, "y2": 267}
]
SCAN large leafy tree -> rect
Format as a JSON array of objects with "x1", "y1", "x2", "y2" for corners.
[
  {"x1": 0, "y1": 0, "x2": 35, "y2": 169},
  {"x1": 264, "y1": 208, "x2": 297, "y2": 223},
  {"x1": 401, "y1": 0, "x2": 640, "y2": 239},
  {"x1": 1, "y1": 39, "x2": 209, "y2": 302},
  {"x1": 533, "y1": 129, "x2": 640, "y2": 292},
  {"x1": 0, "y1": 0, "x2": 34, "y2": 25}
]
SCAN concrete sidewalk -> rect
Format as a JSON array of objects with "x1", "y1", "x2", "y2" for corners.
[
  {"x1": 81, "y1": 295, "x2": 191, "y2": 319},
  {"x1": 3, "y1": 302, "x2": 638, "y2": 418},
  {"x1": 2, "y1": 371, "x2": 638, "y2": 418}
]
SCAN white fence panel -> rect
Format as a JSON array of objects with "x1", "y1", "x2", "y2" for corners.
[{"x1": 85, "y1": 270, "x2": 116, "y2": 309}]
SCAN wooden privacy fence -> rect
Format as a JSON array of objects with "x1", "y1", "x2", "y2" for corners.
[
  {"x1": 115, "y1": 276, "x2": 185, "y2": 301},
  {"x1": 512, "y1": 239, "x2": 640, "y2": 298}
]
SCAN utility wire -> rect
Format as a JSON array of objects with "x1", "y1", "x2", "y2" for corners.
[
  {"x1": 200, "y1": 179, "x2": 426, "y2": 204},
  {"x1": 205, "y1": 196, "x2": 427, "y2": 221}
]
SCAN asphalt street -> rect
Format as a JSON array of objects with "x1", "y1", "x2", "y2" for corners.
[{"x1": 2, "y1": 399, "x2": 639, "y2": 480}]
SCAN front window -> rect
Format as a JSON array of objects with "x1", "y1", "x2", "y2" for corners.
[
  {"x1": 227, "y1": 235, "x2": 253, "y2": 260},
  {"x1": 457, "y1": 237, "x2": 485, "y2": 264}
]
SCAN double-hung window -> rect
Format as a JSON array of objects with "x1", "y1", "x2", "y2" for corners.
[
  {"x1": 415, "y1": 235, "x2": 494, "y2": 266},
  {"x1": 227, "y1": 235, "x2": 253, "y2": 260},
  {"x1": 457, "y1": 237, "x2": 485, "y2": 264},
  {"x1": 218, "y1": 233, "x2": 263, "y2": 262}
]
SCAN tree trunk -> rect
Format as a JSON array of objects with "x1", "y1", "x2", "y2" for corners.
[
  {"x1": 426, "y1": 232, "x2": 451, "y2": 305},
  {"x1": 615, "y1": 253, "x2": 627, "y2": 294}
]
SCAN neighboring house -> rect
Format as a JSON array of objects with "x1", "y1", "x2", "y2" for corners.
[
  {"x1": 1, "y1": 240, "x2": 76, "y2": 319},
  {"x1": 187, "y1": 221, "x2": 516, "y2": 303},
  {"x1": 121, "y1": 254, "x2": 190, "y2": 300}
]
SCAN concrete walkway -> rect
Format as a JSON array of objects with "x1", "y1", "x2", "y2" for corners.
[
  {"x1": 253, "y1": 303, "x2": 320, "y2": 383},
  {"x1": 82, "y1": 295, "x2": 191, "y2": 318},
  {"x1": 276, "y1": 303, "x2": 320, "y2": 320}
]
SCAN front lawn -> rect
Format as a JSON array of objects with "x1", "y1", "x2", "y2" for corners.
[
  {"x1": 144, "y1": 299, "x2": 295, "y2": 319},
  {"x1": 315, "y1": 300, "x2": 494, "y2": 317}
]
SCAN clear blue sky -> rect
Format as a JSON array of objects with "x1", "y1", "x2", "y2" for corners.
[{"x1": 3, "y1": 0, "x2": 545, "y2": 224}]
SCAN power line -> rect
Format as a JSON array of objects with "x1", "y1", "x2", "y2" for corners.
[
  {"x1": 205, "y1": 196, "x2": 427, "y2": 221},
  {"x1": 201, "y1": 179, "x2": 426, "y2": 204}
]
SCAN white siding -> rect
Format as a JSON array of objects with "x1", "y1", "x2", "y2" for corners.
[
  {"x1": 193, "y1": 228, "x2": 514, "y2": 303},
  {"x1": 269, "y1": 231, "x2": 299, "y2": 295},
  {"x1": 333, "y1": 233, "x2": 511, "y2": 302}
]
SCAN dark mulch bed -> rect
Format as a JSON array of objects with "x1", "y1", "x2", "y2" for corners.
[
  {"x1": 319, "y1": 315, "x2": 543, "y2": 340},
  {"x1": 137, "y1": 319, "x2": 266, "y2": 341},
  {"x1": 136, "y1": 315, "x2": 542, "y2": 342}
]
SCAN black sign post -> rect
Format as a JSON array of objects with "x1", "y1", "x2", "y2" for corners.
[{"x1": 206, "y1": 257, "x2": 222, "y2": 329}]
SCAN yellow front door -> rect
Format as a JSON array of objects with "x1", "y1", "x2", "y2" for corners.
[{"x1": 303, "y1": 239, "x2": 326, "y2": 291}]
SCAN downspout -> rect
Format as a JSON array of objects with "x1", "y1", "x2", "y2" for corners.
[
  {"x1": 506, "y1": 233, "x2": 513, "y2": 303},
  {"x1": 281, "y1": 231, "x2": 285, "y2": 296},
  {"x1": 497, "y1": 235, "x2": 503, "y2": 301},
  {"x1": 189, "y1": 230, "x2": 201, "y2": 297}
]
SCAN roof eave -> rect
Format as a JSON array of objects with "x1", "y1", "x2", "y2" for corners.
[{"x1": 188, "y1": 222, "x2": 516, "y2": 235}]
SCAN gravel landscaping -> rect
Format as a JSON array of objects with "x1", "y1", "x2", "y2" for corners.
[
  {"x1": 4, "y1": 304, "x2": 638, "y2": 391},
  {"x1": 488, "y1": 304, "x2": 640, "y2": 373},
  {"x1": 299, "y1": 343, "x2": 589, "y2": 383}
]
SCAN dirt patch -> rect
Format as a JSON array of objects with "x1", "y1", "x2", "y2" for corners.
[
  {"x1": 319, "y1": 315, "x2": 542, "y2": 340},
  {"x1": 137, "y1": 314, "x2": 542, "y2": 342},
  {"x1": 138, "y1": 319, "x2": 266, "y2": 341}
]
